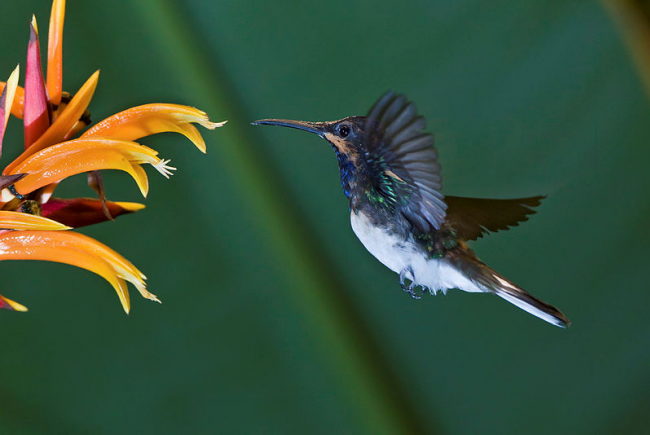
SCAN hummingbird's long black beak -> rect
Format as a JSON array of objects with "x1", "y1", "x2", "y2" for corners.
[{"x1": 252, "y1": 119, "x2": 328, "y2": 137}]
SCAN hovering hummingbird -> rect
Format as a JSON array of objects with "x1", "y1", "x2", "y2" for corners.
[{"x1": 253, "y1": 92, "x2": 570, "y2": 328}]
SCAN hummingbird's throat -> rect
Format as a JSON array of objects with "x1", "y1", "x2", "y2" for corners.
[{"x1": 323, "y1": 133, "x2": 358, "y2": 164}]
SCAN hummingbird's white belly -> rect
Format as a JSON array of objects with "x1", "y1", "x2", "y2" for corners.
[{"x1": 349, "y1": 211, "x2": 483, "y2": 294}]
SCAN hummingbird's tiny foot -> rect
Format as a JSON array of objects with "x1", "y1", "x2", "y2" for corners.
[
  {"x1": 399, "y1": 267, "x2": 421, "y2": 299},
  {"x1": 399, "y1": 268, "x2": 411, "y2": 287},
  {"x1": 406, "y1": 287, "x2": 421, "y2": 299},
  {"x1": 400, "y1": 280, "x2": 417, "y2": 297}
]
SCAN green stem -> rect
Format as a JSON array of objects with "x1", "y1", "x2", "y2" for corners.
[{"x1": 135, "y1": 0, "x2": 436, "y2": 433}]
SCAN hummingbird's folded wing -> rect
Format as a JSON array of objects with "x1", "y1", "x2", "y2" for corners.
[
  {"x1": 364, "y1": 91, "x2": 447, "y2": 233},
  {"x1": 444, "y1": 195, "x2": 545, "y2": 241}
]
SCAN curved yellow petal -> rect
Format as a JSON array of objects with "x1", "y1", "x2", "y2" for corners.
[
  {"x1": 0, "y1": 210, "x2": 70, "y2": 230},
  {"x1": 82, "y1": 104, "x2": 226, "y2": 153},
  {"x1": 1, "y1": 66, "x2": 20, "y2": 132},
  {"x1": 12, "y1": 149, "x2": 146, "y2": 197},
  {"x1": 114, "y1": 201, "x2": 146, "y2": 212},
  {"x1": 0, "y1": 231, "x2": 131, "y2": 313},
  {"x1": 0, "y1": 294, "x2": 28, "y2": 312},
  {"x1": 0, "y1": 82, "x2": 25, "y2": 118},
  {"x1": 5, "y1": 230, "x2": 157, "y2": 303},
  {"x1": 47, "y1": 0, "x2": 66, "y2": 106},
  {"x1": 8, "y1": 138, "x2": 163, "y2": 196},
  {"x1": 0, "y1": 66, "x2": 20, "y2": 157},
  {"x1": 6, "y1": 71, "x2": 100, "y2": 174},
  {"x1": 47, "y1": 230, "x2": 148, "y2": 283},
  {"x1": 129, "y1": 163, "x2": 149, "y2": 197}
]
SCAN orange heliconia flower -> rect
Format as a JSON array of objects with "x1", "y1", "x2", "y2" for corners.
[{"x1": 0, "y1": 0, "x2": 225, "y2": 313}]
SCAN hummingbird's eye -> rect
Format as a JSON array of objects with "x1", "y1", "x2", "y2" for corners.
[{"x1": 338, "y1": 124, "x2": 350, "y2": 138}]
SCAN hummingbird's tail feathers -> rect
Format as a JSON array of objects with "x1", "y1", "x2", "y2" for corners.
[
  {"x1": 489, "y1": 276, "x2": 570, "y2": 328},
  {"x1": 446, "y1": 247, "x2": 570, "y2": 328},
  {"x1": 445, "y1": 195, "x2": 545, "y2": 241}
]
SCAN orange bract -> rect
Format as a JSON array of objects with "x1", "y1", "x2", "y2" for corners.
[
  {"x1": 0, "y1": 231, "x2": 133, "y2": 313},
  {"x1": 8, "y1": 137, "x2": 166, "y2": 197},
  {"x1": 84, "y1": 104, "x2": 226, "y2": 153},
  {"x1": 46, "y1": 0, "x2": 65, "y2": 106},
  {"x1": 5, "y1": 70, "x2": 99, "y2": 173},
  {"x1": 0, "y1": 0, "x2": 224, "y2": 313}
]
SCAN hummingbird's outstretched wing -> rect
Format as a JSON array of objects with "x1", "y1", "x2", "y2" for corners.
[
  {"x1": 445, "y1": 195, "x2": 544, "y2": 241},
  {"x1": 364, "y1": 91, "x2": 446, "y2": 232}
]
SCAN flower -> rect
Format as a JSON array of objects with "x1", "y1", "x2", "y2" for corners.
[{"x1": 0, "y1": 0, "x2": 225, "y2": 313}]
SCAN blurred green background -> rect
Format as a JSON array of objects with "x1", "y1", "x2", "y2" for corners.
[{"x1": 1, "y1": 0, "x2": 649, "y2": 433}]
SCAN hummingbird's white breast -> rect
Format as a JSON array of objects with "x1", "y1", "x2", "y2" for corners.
[{"x1": 349, "y1": 211, "x2": 483, "y2": 294}]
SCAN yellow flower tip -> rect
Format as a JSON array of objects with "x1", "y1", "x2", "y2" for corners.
[
  {"x1": 199, "y1": 118, "x2": 228, "y2": 130},
  {"x1": 31, "y1": 15, "x2": 39, "y2": 35},
  {"x1": 1, "y1": 295, "x2": 28, "y2": 312},
  {"x1": 114, "y1": 201, "x2": 146, "y2": 212},
  {"x1": 127, "y1": 162, "x2": 149, "y2": 198},
  {"x1": 2, "y1": 65, "x2": 20, "y2": 123},
  {"x1": 13, "y1": 302, "x2": 29, "y2": 312},
  {"x1": 192, "y1": 134, "x2": 207, "y2": 154},
  {"x1": 114, "y1": 278, "x2": 131, "y2": 314},
  {"x1": 130, "y1": 279, "x2": 159, "y2": 303},
  {"x1": 147, "y1": 292, "x2": 162, "y2": 304},
  {"x1": 172, "y1": 106, "x2": 224, "y2": 129}
]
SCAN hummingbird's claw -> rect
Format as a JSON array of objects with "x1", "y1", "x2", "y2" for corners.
[
  {"x1": 401, "y1": 283, "x2": 421, "y2": 299},
  {"x1": 400, "y1": 267, "x2": 422, "y2": 299}
]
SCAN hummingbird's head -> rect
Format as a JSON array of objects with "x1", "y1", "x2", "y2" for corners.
[
  {"x1": 252, "y1": 116, "x2": 369, "y2": 198},
  {"x1": 252, "y1": 116, "x2": 367, "y2": 164},
  {"x1": 253, "y1": 92, "x2": 444, "y2": 219}
]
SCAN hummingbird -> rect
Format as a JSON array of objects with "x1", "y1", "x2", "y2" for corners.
[{"x1": 253, "y1": 91, "x2": 570, "y2": 328}]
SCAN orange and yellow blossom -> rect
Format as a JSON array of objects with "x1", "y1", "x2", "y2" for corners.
[{"x1": 0, "y1": 0, "x2": 225, "y2": 313}]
